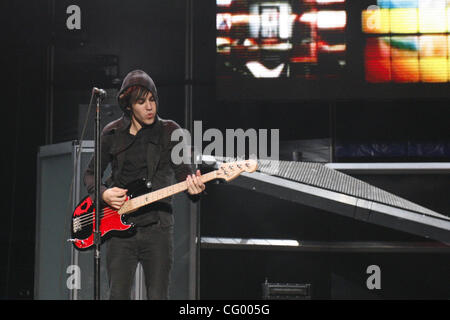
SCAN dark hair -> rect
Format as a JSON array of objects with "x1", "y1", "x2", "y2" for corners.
[{"x1": 119, "y1": 85, "x2": 151, "y2": 116}]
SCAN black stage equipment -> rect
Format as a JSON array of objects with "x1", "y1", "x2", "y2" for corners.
[
  {"x1": 262, "y1": 280, "x2": 311, "y2": 300},
  {"x1": 202, "y1": 156, "x2": 450, "y2": 245}
]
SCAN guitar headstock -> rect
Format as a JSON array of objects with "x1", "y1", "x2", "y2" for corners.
[{"x1": 215, "y1": 159, "x2": 258, "y2": 182}]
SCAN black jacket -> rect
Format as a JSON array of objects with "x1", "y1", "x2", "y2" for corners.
[{"x1": 83, "y1": 114, "x2": 197, "y2": 227}]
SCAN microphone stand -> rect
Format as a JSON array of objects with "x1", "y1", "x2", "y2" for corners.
[{"x1": 93, "y1": 90, "x2": 105, "y2": 300}]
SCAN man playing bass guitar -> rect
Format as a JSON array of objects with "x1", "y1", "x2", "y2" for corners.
[{"x1": 83, "y1": 69, "x2": 205, "y2": 300}]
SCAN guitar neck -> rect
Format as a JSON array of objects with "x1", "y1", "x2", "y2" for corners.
[{"x1": 118, "y1": 171, "x2": 217, "y2": 215}]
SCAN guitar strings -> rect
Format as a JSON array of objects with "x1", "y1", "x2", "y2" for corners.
[
  {"x1": 74, "y1": 207, "x2": 119, "y2": 229},
  {"x1": 75, "y1": 175, "x2": 211, "y2": 230},
  {"x1": 74, "y1": 191, "x2": 171, "y2": 229},
  {"x1": 74, "y1": 206, "x2": 114, "y2": 223},
  {"x1": 74, "y1": 194, "x2": 159, "y2": 229}
]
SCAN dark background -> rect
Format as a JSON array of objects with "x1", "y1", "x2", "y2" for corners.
[{"x1": 2, "y1": 0, "x2": 449, "y2": 299}]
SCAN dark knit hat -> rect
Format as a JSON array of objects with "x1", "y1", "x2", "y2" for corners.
[{"x1": 117, "y1": 70, "x2": 159, "y2": 112}]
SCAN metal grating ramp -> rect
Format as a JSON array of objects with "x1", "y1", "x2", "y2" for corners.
[
  {"x1": 205, "y1": 156, "x2": 450, "y2": 244},
  {"x1": 256, "y1": 160, "x2": 445, "y2": 220}
]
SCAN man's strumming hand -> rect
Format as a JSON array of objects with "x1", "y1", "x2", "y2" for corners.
[{"x1": 102, "y1": 187, "x2": 128, "y2": 210}]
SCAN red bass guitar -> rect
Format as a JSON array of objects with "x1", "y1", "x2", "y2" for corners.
[{"x1": 70, "y1": 160, "x2": 257, "y2": 250}]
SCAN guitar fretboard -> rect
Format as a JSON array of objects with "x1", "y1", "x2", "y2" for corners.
[{"x1": 118, "y1": 171, "x2": 217, "y2": 215}]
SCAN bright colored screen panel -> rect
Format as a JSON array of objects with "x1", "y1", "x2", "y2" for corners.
[{"x1": 362, "y1": 0, "x2": 450, "y2": 83}]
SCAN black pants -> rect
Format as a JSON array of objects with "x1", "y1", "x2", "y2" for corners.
[{"x1": 105, "y1": 221, "x2": 174, "y2": 300}]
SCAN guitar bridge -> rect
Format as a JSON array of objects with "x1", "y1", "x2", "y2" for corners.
[{"x1": 72, "y1": 217, "x2": 82, "y2": 233}]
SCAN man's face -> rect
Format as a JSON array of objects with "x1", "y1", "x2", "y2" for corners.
[{"x1": 129, "y1": 91, "x2": 157, "y2": 125}]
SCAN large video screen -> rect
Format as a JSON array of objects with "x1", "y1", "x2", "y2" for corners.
[{"x1": 216, "y1": 0, "x2": 450, "y2": 100}]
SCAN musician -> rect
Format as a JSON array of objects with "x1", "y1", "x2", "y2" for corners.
[{"x1": 83, "y1": 69, "x2": 205, "y2": 299}]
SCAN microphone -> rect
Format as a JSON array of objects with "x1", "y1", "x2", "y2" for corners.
[{"x1": 93, "y1": 87, "x2": 107, "y2": 99}]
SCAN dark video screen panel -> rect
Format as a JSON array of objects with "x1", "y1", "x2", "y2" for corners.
[{"x1": 216, "y1": 0, "x2": 450, "y2": 101}]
